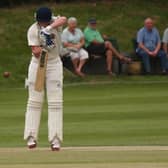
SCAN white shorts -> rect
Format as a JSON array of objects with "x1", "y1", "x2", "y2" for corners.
[{"x1": 70, "y1": 48, "x2": 89, "y2": 60}]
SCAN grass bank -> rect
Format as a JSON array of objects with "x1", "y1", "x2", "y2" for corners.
[{"x1": 1, "y1": 1, "x2": 168, "y2": 85}]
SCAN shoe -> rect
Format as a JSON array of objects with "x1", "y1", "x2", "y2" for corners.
[
  {"x1": 27, "y1": 136, "x2": 37, "y2": 149},
  {"x1": 51, "y1": 138, "x2": 61, "y2": 151}
]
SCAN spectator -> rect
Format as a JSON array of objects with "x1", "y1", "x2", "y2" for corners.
[
  {"x1": 84, "y1": 18, "x2": 131, "y2": 76},
  {"x1": 136, "y1": 17, "x2": 167, "y2": 74},
  {"x1": 62, "y1": 17, "x2": 88, "y2": 77},
  {"x1": 162, "y1": 27, "x2": 168, "y2": 58}
]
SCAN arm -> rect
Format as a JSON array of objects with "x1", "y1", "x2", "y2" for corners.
[
  {"x1": 46, "y1": 16, "x2": 67, "y2": 31},
  {"x1": 63, "y1": 42, "x2": 77, "y2": 48},
  {"x1": 162, "y1": 29, "x2": 168, "y2": 57},
  {"x1": 152, "y1": 29, "x2": 161, "y2": 56},
  {"x1": 63, "y1": 29, "x2": 85, "y2": 49},
  {"x1": 40, "y1": 16, "x2": 67, "y2": 49},
  {"x1": 91, "y1": 32, "x2": 104, "y2": 45},
  {"x1": 137, "y1": 29, "x2": 153, "y2": 55},
  {"x1": 138, "y1": 42, "x2": 151, "y2": 54},
  {"x1": 84, "y1": 29, "x2": 103, "y2": 46},
  {"x1": 139, "y1": 42, "x2": 161, "y2": 57},
  {"x1": 153, "y1": 42, "x2": 161, "y2": 56},
  {"x1": 63, "y1": 37, "x2": 85, "y2": 49},
  {"x1": 91, "y1": 40, "x2": 103, "y2": 45},
  {"x1": 27, "y1": 26, "x2": 42, "y2": 58},
  {"x1": 102, "y1": 34, "x2": 108, "y2": 40},
  {"x1": 76, "y1": 37, "x2": 85, "y2": 48}
]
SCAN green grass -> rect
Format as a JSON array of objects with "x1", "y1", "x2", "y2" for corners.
[
  {"x1": 1, "y1": 82, "x2": 168, "y2": 167},
  {"x1": 1, "y1": 1, "x2": 168, "y2": 85},
  {"x1": 1, "y1": 82, "x2": 168, "y2": 147},
  {"x1": 1, "y1": 148, "x2": 168, "y2": 168},
  {"x1": 1, "y1": 1, "x2": 168, "y2": 167}
]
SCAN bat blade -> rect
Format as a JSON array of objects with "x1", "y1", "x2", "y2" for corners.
[{"x1": 35, "y1": 50, "x2": 48, "y2": 92}]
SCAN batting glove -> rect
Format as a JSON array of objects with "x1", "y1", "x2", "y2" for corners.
[{"x1": 40, "y1": 29, "x2": 55, "y2": 49}]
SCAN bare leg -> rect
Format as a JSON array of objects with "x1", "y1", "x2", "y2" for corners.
[
  {"x1": 72, "y1": 58, "x2": 79, "y2": 72},
  {"x1": 76, "y1": 59, "x2": 87, "y2": 77},
  {"x1": 78, "y1": 59, "x2": 87, "y2": 72},
  {"x1": 105, "y1": 41, "x2": 122, "y2": 59},
  {"x1": 106, "y1": 49, "x2": 113, "y2": 74},
  {"x1": 105, "y1": 41, "x2": 131, "y2": 63},
  {"x1": 72, "y1": 58, "x2": 85, "y2": 77}
]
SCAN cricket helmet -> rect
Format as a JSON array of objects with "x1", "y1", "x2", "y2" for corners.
[{"x1": 36, "y1": 7, "x2": 52, "y2": 22}]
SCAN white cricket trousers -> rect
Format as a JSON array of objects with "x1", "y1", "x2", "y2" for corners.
[{"x1": 24, "y1": 56, "x2": 63, "y2": 143}]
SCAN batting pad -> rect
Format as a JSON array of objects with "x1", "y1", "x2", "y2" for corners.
[
  {"x1": 47, "y1": 80, "x2": 63, "y2": 142},
  {"x1": 24, "y1": 84, "x2": 44, "y2": 140},
  {"x1": 24, "y1": 100, "x2": 43, "y2": 140},
  {"x1": 48, "y1": 101, "x2": 63, "y2": 142}
]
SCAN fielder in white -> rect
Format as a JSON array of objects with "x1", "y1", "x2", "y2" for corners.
[{"x1": 24, "y1": 7, "x2": 67, "y2": 151}]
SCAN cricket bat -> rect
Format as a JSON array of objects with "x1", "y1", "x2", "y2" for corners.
[{"x1": 35, "y1": 50, "x2": 48, "y2": 92}]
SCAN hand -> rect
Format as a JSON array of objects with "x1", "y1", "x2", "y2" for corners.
[
  {"x1": 104, "y1": 41, "x2": 111, "y2": 48},
  {"x1": 92, "y1": 40, "x2": 102, "y2": 45},
  {"x1": 32, "y1": 46, "x2": 42, "y2": 58},
  {"x1": 148, "y1": 51, "x2": 155, "y2": 57},
  {"x1": 103, "y1": 34, "x2": 108, "y2": 40},
  {"x1": 74, "y1": 43, "x2": 82, "y2": 49},
  {"x1": 153, "y1": 50, "x2": 158, "y2": 56},
  {"x1": 40, "y1": 29, "x2": 55, "y2": 49}
]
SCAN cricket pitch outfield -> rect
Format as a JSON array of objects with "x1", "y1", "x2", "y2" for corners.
[
  {"x1": 0, "y1": 146, "x2": 168, "y2": 168},
  {"x1": 1, "y1": 81, "x2": 168, "y2": 167}
]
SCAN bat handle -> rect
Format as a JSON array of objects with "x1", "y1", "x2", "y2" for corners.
[{"x1": 40, "y1": 50, "x2": 47, "y2": 67}]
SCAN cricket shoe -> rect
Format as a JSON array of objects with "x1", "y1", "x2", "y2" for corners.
[
  {"x1": 27, "y1": 136, "x2": 37, "y2": 149},
  {"x1": 51, "y1": 138, "x2": 61, "y2": 151}
]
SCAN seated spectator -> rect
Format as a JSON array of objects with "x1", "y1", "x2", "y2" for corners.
[
  {"x1": 136, "y1": 17, "x2": 167, "y2": 74},
  {"x1": 162, "y1": 27, "x2": 168, "y2": 59},
  {"x1": 84, "y1": 18, "x2": 131, "y2": 76},
  {"x1": 62, "y1": 17, "x2": 88, "y2": 77}
]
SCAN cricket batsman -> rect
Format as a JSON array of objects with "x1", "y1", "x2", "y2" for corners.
[{"x1": 24, "y1": 7, "x2": 67, "y2": 151}]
